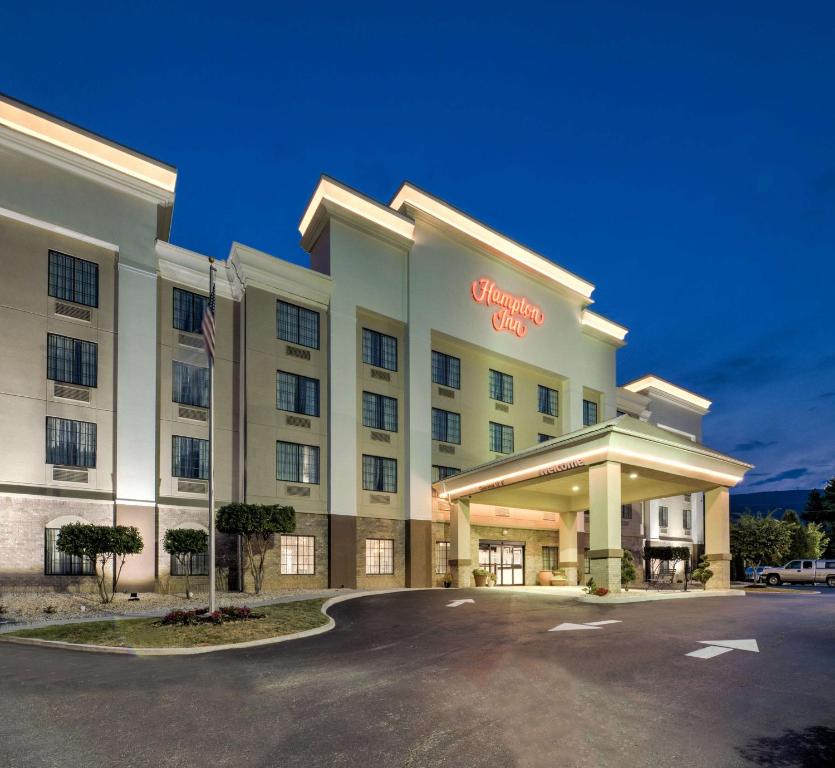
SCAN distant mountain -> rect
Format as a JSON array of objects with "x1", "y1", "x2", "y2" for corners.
[{"x1": 730, "y1": 490, "x2": 815, "y2": 520}]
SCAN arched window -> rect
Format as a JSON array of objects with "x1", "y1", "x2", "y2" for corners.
[{"x1": 44, "y1": 515, "x2": 94, "y2": 576}]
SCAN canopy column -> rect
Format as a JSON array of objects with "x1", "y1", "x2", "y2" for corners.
[
  {"x1": 588, "y1": 461, "x2": 623, "y2": 592},
  {"x1": 704, "y1": 486, "x2": 731, "y2": 589},
  {"x1": 450, "y1": 497, "x2": 472, "y2": 588},
  {"x1": 558, "y1": 510, "x2": 579, "y2": 586}
]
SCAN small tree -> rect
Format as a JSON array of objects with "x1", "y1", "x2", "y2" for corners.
[
  {"x1": 691, "y1": 555, "x2": 713, "y2": 590},
  {"x1": 784, "y1": 510, "x2": 830, "y2": 560},
  {"x1": 216, "y1": 503, "x2": 295, "y2": 594},
  {"x1": 56, "y1": 523, "x2": 143, "y2": 603},
  {"x1": 730, "y1": 514, "x2": 792, "y2": 578},
  {"x1": 621, "y1": 549, "x2": 637, "y2": 591},
  {"x1": 163, "y1": 528, "x2": 209, "y2": 598}
]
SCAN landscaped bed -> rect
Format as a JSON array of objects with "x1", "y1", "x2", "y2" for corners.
[{"x1": 3, "y1": 598, "x2": 328, "y2": 648}]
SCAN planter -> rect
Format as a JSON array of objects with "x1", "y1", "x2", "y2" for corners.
[
  {"x1": 550, "y1": 578, "x2": 569, "y2": 587},
  {"x1": 537, "y1": 570, "x2": 554, "y2": 586},
  {"x1": 474, "y1": 573, "x2": 489, "y2": 587}
]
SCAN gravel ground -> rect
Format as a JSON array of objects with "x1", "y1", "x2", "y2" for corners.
[{"x1": 0, "y1": 588, "x2": 348, "y2": 626}]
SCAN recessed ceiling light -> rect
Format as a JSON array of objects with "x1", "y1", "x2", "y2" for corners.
[
  {"x1": 629, "y1": 472, "x2": 638, "y2": 480},
  {"x1": 571, "y1": 485, "x2": 580, "y2": 492}
]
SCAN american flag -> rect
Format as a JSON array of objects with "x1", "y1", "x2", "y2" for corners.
[{"x1": 202, "y1": 273, "x2": 216, "y2": 362}]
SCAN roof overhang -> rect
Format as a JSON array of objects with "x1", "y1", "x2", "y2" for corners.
[
  {"x1": 581, "y1": 309, "x2": 628, "y2": 347},
  {"x1": 299, "y1": 176, "x2": 415, "y2": 251},
  {"x1": 434, "y1": 416, "x2": 752, "y2": 512},
  {"x1": 390, "y1": 182, "x2": 596, "y2": 304},
  {"x1": 0, "y1": 94, "x2": 177, "y2": 203},
  {"x1": 621, "y1": 374, "x2": 711, "y2": 414}
]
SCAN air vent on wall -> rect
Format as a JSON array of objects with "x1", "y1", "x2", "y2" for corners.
[
  {"x1": 438, "y1": 387, "x2": 455, "y2": 399},
  {"x1": 495, "y1": 508, "x2": 511, "y2": 517},
  {"x1": 178, "y1": 406, "x2": 208, "y2": 422},
  {"x1": 370, "y1": 430, "x2": 391, "y2": 443},
  {"x1": 54, "y1": 383, "x2": 91, "y2": 403},
  {"x1": 53, "y1": 467, "x2": 88, "y2": 483},
  {"x1": 542, "y1": 415, "x2": 555, "y2": 425},
  {"x1": 494, "y1": 402, "x2": 509, "y2": 413},
  {"x1": 370, "y1": 494, "x2": 391, "y2": 504},
  {"x1": 542, "y1": 512, "x2": 556, "y2": 522},
  {"x1": 286, "y1": 485, "x2": 311, "y2": 497},
  {"x1": 370, "y1": 368, "x2": 391, "y2": 382},
  {"x1": 286, "y1": 415, "x2": 312, "y2": 429},
  {"x1": 54, "y1": 301, "x2": 92, "y2": 322},
  {"x1": 286, "y1": 344, "x2": 311, "y2": 361},
  {"x1": 178, "y1": 332, "x2": 204, "y2": 350},
  {"x1": 438, "y1": 444, "x2": 455, "y2": 455},
  {"x1": 178, "y1": 479, "x2": 208, "y2": 494}
]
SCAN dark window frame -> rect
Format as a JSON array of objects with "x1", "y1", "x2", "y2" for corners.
[
  {"x1": 362, "y1": 328, "x2": 398, "y2": 371},
  {"x1": 46, "y1": 416, "x2": 97, "y2": 468},
  {"x1": 276, "y1": 441, "x2": 320, "y2": 484},
  {"x1": 172, "y1": 435, "x2": 209, "y2": 480},
  {"x1": 431, "y1": 350, "x2": 461, "y2": 389},
  {"x1": 47, "y1": 333, "x2": 98, "y2": 388},
  {"x1": 277, "y1": 371, "x2": 320, "y2": 417},
  {"x1": 173, "y1": 287, "x2": 208, "y2": 334},
  {"x1": 489, "y1": 369, "x2": 514, "y2": 403},
  {"x1": 48, "y1": 250, "x2": 99, "y2": 308},
  {"x1": 362, "y1": 454, "x2": 397, "y2": 493},
  {"x1": 279, "y1": 534, "x2": 316, "y2": 575},
  {"x1": 489, "y1": 421, "x2": 514, "y2": 454},
  {"x1": 277, "y1": 300, "x2": 320, "y2": 350},
  {"x1": 365, "y1": 537, "x2": 394, "y2": 575},
  {"x1": 172, "y1": 361, "x2": 209, "y2": 408},
  {"x1": 362, "y1": 391, "x2": 398, "y2": 432},
  {"x1": 583, "y1": 399, "x2": 599, "y2": 427},
  {"x1": 537, "y1": 385, "x2": 558, "y2": 416},
  {"x1": 44, "y1": 527, "x2": 94, "y2": 575},
  {"x1": 432, "y1": 408, "x2": 461, "y2": 444}
]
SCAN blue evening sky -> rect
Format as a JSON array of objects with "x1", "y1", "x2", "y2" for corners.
[{"x1": 3, "y1": 2, "x2": 833, "y2": 493}]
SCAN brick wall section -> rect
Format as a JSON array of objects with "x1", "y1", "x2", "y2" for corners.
[
  {"x1": 242, "y1": 511, "x2": 329, "y2": 593},
  {"x1": 0, "y1": 494, "x2": 112, "y2": 592},
  {"x1": 356, "y1": 517, "x2": 406, "y2": 589}
]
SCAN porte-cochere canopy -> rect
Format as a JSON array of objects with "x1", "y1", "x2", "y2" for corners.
[{"x1": 433, "y1": 415, "x2": 753, "y2": 592}]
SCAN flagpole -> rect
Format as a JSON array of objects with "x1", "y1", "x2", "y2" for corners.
[{"x1": 207, "y1": 258, "x2": 217, "y2": 615}]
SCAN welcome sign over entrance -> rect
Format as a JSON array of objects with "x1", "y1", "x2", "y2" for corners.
[{"x1": 471, "y1": 277, "x2": 545, "y2": 338}]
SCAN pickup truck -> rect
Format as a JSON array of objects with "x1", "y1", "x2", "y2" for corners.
[{"x1": 758, "y1": 559, "x2": 835, "y2": 587}]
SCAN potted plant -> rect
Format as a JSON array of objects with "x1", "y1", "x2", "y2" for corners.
[
  {"x1": 537, "y1": 568, "x2": 554, "y2": 586},
  {"x1": 472, "y1": 567, "x2": 490, "y2": 587},
  {"x1": 550, "y1": 568, "x2": 568, "y2": 586},
  {"x1": 442, "y1": 571, "x2": 453, "y2": 588},
  {"x1": 488, "y1": 571, "x2": 497, "y2": 586}
]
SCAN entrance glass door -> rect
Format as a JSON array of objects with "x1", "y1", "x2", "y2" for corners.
[{"x1": 478, "y1": 541, "x2": 525, "y2": 585}]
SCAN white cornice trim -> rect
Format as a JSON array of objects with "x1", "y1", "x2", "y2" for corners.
[
  {"x1": 390, "y1": 182, "x2": 596, "y2": 302},
  {"x1": 581, "y1": 309, "x2": 628, "y2": 347},
  {"x1": 156, "y1": 240, "x2": 236, "y2": 300},
  {"x1": 229, "y1": 242, "x2": 332, "y2": 307},
  {"x1": 0, "y1": 204, "x2": 119, "y2": 251},
  {"x1": 299, "y1": 176, "x2": 415, "y2": 251},
  {"x1": 0, "y1": 126, "x2": 175, "y2": 206},
  {"x1": 622, "y1": 374, "x2": 712, "y2": 414}
]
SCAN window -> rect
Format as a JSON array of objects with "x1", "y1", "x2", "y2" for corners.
[
  {"x1": 173, "y1": 361, "x2": 209, "y2": 408},
  {"x1": 786, "y1": 560, "x2": 801, "y2": 569},
  {"x1": 432, "y1": 465, "x2": 460, "y2": 483},
  {"x1": 583, "y1": 399, "x2": 598, "y2": 426},
  {"x1": 432, "y1": 351, "x2": 461, "y2": 389},
  {"x1": 621, "y1": 505, "x2": 633, "y2": 521},
  {"x1": 277, "y1": 300, "x2": 320, "y2": 349},
  {"x1": 683, "y1": 508, "x2": 692, "y2": 531},
  {"x1": 538, "y1": 433, "x2": 555, "y2": 443},
  {"x1": 44, "y1": 528, "x2": 94, "y2": 575},
  {"x1": 542, "y1": 546, "x2": 559, "y2": 571},
  {"x1": 277, "y1": 442, "x2": 320, "y2": 484},
  {"x1": 172, "y1": 435, "x2": 209, "y2": 479},
  {"x1": 435, "y1": 541, "x2": 450, "y2": 574},
  {"x1": 366, "y1": 538, "x2": 394, "y2": 575},
  {"x1": 280, "y1": 535, "x2": 315, "y2": 575},
  {"x1": 802, "y1": 560, "x2": 813, "y2": 569},
  {"x1": 362, "y1": 455, "x2": 397, "y2": 493},
  {"x1": 538, "y1": 385, "x2": 558, "y2": 416},
  {"x1": 489, "y1": 422, "x2": 514, "y2": 454},
  {"x1": 362, "y1": 328, "x2": 397, "y2": 371},
  {"x1": 278, "y1": 371, "x2": 320, "y2": 417},
  {"x1": 362, "y1": 391, "x2": 398, "y2": 432},
  {"x1": 48, "y1": 250, "x2": 98, "y2": 307},
  {"x1": 432, "y1": 408, "x2": 461, "y2": 444},
  {"x1": 584, "y1": 548, "x2": 591, "y2": 575},
  {"x1": 489, "y1": 369, "x2": 513, "y2": 403},
  {"x1": 170, "y1": 550, "x2": 208, "y2": 576},
  {"x1": 659, "y1": 505, "x2": 669, "y2": 529},
  {"x1": 47, "y1": 334, "x2": 97, "y2": 387},
  {"x1": 173, "y1": 288, "x2": 207, "y2": 334},
  {"x1": 46, "y1": 417, "x2": 96, "y2": 468}
]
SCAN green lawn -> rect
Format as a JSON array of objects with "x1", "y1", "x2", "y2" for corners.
[{"x1": 5, "y1": 599, "x2": 329, "y2": 648}]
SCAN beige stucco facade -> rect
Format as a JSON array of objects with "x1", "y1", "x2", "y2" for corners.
[{"x1": 0, "y1": 95, "x2": 752, "y2": 595}]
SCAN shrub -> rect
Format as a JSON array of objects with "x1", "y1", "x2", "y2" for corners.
[
  {"x1": 582, "y1": 577, "x2": 597, "y2": 594},
  {"x1": 621, "y1": 550, "x2": 637, "y2": 590},
  {"x1": 216, "y1": 503, "x2": 296, "y2": 595},
  {"x1": 163, "y1": 528, "x2": 209, "y2": 598},
  {"x1": 691, "y1": 555, "x2": 714, "y2": 589},
  {"x1": 593, "y1": 588, "x2": 609, "y2": 597},
  {"x1": 157, "y1": 605, "x2": 265, "y2": 627},
  {"x1": 56, "y1": 523, "x2": 143, "y2": 603},
  {"x1": 472, "y1": 567, "x2": 490, "y2": 577}
]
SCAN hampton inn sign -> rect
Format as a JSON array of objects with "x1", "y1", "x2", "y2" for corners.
[{"x1": 470, "y1": 277, "x2": 545, "y2": 338}]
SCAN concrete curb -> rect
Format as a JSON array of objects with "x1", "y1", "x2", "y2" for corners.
[
  {"x1": 0, "y1": 588, "x2": 425, "y2": 656},
  {"x1": 577, "y1": 589, "x2": 745, "y2": 605}
]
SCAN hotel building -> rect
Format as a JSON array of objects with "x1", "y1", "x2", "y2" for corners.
[{"x1": 0, "y1": 95, "x2": 752, "y2": 594}]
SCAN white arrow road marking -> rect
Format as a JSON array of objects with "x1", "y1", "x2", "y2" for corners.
[
  {"x1": 585, "y1": 620, "x2": 622, "y2": 626},
  {"x1": 446, "y1": 599, "x2": 475, "y2": 608},
  {"x1": 548, "y1": 622, "x2": 602, "y2": 632},
  {"x1": 686, "y1": 639, "x2": 759, "y2": 658},
  {"x1": 698, "y1": 639, "x2": 759, "y2": 652}
]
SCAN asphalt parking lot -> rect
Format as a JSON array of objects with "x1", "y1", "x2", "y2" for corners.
[{"x1": 1, "y1": 588, "x2": 834, "y2": 768}]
